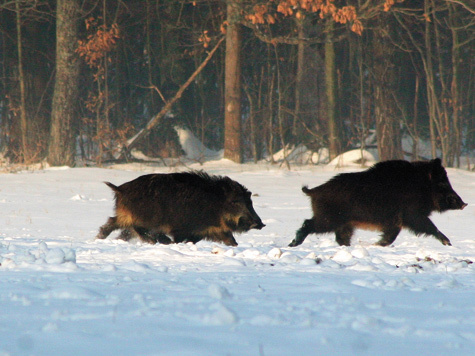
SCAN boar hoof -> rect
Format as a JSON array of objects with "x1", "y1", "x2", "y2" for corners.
[
  {"x1": 224, "y1": 239, "x2": 238, "y2": 247},
  {"x1": 441, "y1": 238, "x2": 452, "y2": 246},
  {"x1": 221, "y1": 234, "x2": 238, "y2": 247},
  {"x1": 435, "y1": 232, "x2": 452, "y2": 246},
  {"x1": 288, "y1": 239, "x2": 301, "y2": 247},
  {"x1": 374, "y1": 241, "x2": 392, "y2": 247},
  {"x1": 156, "y1": 234, "x2": 173, "y2": 245}
]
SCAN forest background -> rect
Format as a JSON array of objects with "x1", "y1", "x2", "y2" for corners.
[{"x1": 0, "y1": 0, "x2": 474, "y2": 168}]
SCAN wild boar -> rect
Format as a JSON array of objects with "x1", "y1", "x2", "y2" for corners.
[
  {"x1": 96, "y1": 171, "x2": 265, "y2": 246},
  {"x1": 288, "y1": 159, "x2": 467, "y2": 247}
]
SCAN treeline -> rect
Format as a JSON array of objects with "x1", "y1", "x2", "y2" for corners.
[{"x1": 0, "y1": 0, "x2": 473, "y2": 167}]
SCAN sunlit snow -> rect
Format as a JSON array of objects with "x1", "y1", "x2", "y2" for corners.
[{"x1": 1, "y1": 158, "x2": 474, "y2": 355}]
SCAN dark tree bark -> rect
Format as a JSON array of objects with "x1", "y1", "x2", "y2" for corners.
[
  {"x1": 325, "y1": 21, "x2": 341, "y2": 160},
  {"x1": 47, "y1": 0, "x2": 80, "y2": 166},
  {"x1": 15, "y1": 0, "x2": 29, "y2": 163},
  {"x1": 293, "y1": 18, "x2": 304, "y2": 137},
  {"x1": 224, "y1": 0, "x2": 242, "y2": 163},
  {"x1": 373, "y1": 19, "x2": 402, "y2": 161}
]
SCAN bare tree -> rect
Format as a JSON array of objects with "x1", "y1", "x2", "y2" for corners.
[
  {"x1": 15, "y1": 0, "x2": 29, "y2": 162},
  {"x1": 372, "y1": 17, "x2": 402, "y2": 161},
  {"x1": 47, "y1": 0, "x2": 80, "y2": 166},
  {"x1": 394, "y1": 0, "x2": 474, "y2": 166},
  {"x1": 224, "y1": 0, "x2": 242, "y2": 163},
  {"x1": 325, "y1": 20, "x2": 341, "y2": 160}
]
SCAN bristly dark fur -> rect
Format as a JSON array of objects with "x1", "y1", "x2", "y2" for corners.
[
  {"x1": 96, "y1": 170, "x2": 264, "y2": 246},
  {"x1": 289, "y1": 159, "x2": 466, "y2": 247}
]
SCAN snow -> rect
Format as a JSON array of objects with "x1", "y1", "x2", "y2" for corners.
[
  {"x1": 174, "y1": 126, "x2": 223, "y2": 161},
  {"x1": 327, "y1": 149, "x2": 376, "y2": 168},
  {"x1": 1, "y1": 162, "x2": 475, "y2": 356}
]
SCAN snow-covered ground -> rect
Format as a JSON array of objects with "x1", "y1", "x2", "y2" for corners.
[{"x1": 1, "y1": 160, "x2": 475, "y2": 356}]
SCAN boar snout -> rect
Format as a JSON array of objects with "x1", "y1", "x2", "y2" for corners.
[
  {"x1": 251, "y1": 220, "x2": 265, "y2": 230},
  {"x1": 446, "y1": 194, "x2": 467, "y2": 210}
]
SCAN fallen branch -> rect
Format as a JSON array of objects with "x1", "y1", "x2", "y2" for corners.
[{"x1": 119, "y1": 36, "x2": 225, "y2": 159}]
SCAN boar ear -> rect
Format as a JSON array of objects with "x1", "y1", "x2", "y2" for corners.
[
  {"x1": 219, "y1": 178, "x2": 242, "y2": 200},
  {"x1": 428, "y1": 158, "x2": 445, "y2": 181}
]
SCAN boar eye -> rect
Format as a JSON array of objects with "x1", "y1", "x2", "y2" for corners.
[
  {"x1": 447, "y1": 196, "x2": 458, "y2": 205},
  {"x1": 437, "y1": 182, "x2": 450, "y2": 190}
]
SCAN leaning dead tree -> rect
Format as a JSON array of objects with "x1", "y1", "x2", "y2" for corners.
[{"x1": 118, "y1": 36, "x2": 225, "y2": 160}]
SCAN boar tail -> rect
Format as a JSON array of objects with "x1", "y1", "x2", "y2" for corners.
[
  {"x1": 302, "y1": 186, "x2": 311, "y2": 195},
  {"x1": 104, "y1": 182, "x2": 120, "y2": 193}
]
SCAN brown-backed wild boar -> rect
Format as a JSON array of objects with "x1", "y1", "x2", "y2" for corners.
[
  {"x1": 288, "y1": 159, "x2": 467, "y2": 247},
  {"x1": 96, "y1": 171, "x2": 265, "y2": 246}
]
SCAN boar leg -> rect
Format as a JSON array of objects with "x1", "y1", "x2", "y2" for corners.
[
  {"x1": 96, "y1": 217, "x2": 119, "y2": 239},
  {"x1": 289, "y1": 219, "x2": 316, "y2": 247},
  {"x1": 375, "y1": 226, "x2": 401, "y2": 247},
  {"x1": 180, "y1": 235, "x2": 202, "y2": 244},
  {"x1": 117, "y1": 228, "x2": 173, "y2": 244},
  {"x1": 172, "y1": 233, "x2": 205, "y2": 245},
  {"x1": 405, "y1": 217, "x2": 452, "y2": 246},
  {"x1": 199, "y1": 232, "x2": 238, "y2": 246},
  {"x1": 154, "y1": 233, "x2": 173, "y2": 245},
  {"x1": 218, "y1": 232, "x2": 238, "y2": 246},
  {"x1": 118, "y1": 228, "x2": 136, "y2": 241},
  {"x1": 175, "y1": 232, "x2": 238, "y2": 246},
  {"x1": 134, "y1": 227, "x2": 173, "y2": 245},
  {"x1": 335, "y1": 224, "x2": 354, "y2": 246}
]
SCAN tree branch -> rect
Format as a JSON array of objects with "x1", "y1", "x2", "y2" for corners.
[
  {"x1": 446, "y1": 0, "x2": 475, "y2": 14},
  {"x1": 119, "y1": 35, "x2": 225, "y2": 158}
]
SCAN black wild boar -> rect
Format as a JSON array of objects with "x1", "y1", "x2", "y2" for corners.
[
  {"x1": 288, "y1": 159, "x2": 467, "y2": 247},
  {"x1": 96, "y1": 171, "x2": 265, "y2": 246}
]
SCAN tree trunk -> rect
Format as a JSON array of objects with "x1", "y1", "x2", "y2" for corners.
[
  {"x1": 244, "y1": 85, "x2": 257, "y2": 163},
  {"x1": 373, "y1": 20, "x2": 402, "y2": 161},
  {"x1": 15, "y1": 0, "x2": 29, "y2": 163},
  {"x1": 424, "y1": 0, "x2": 438, "y2": 160},
  {"x1": 449, "y1": 3, "x2": 461, "y2": 167},
  {"x1": 47, "y1": 0, "x2": 80, "y2": 166},
  {"x1": 224, "y1": 0, "x2": 242, "y2": 163},
  {"x1": 325, "y1": 21, "x2": 340, "y2": 160},
  {"x1": 293, "y1": 18, "x2": 304, "y2": 137}
]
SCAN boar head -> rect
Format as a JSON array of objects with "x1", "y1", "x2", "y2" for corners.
[
  {"x1": 430, "y1": 159, "x2": 467, "y2": 212},
  {"x1": 222, "y1": 181, "x2": 265, "y2": 232}
]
